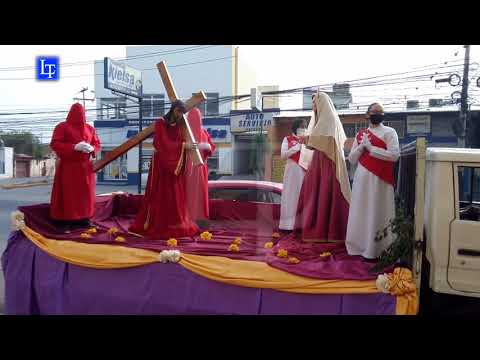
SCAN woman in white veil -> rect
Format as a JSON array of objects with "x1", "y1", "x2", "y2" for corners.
[{"x1": 293, "y1": 91, "x2": 351, "y2": 243}]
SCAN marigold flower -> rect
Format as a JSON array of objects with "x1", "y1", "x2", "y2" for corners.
[
  {"x1": 272, "y1": 232, "x2": 281, "y2": 239},
  {"x1": 86, "y1": 227, "x2": 97, "y2": 234},
  {"x1": 277, "y1": 249, "x2": 288, "y2": 258},
  {"x1": 264, "y1": 242, "x2": 274, "y2": 249},
  {"x1": 80, "y1": 233, "x2": 91, "y2": 239},
  {"x1": 229, "y1": 243, "x2": 240, "y2": 252},
  {"x1": 115, "y1": 236, "x2": 126, "y2": 242},
  {"x1": 233, "y1": 237, "x2": 242, "y2": 245},
  {"x1": 200, "y1": 231, "x2": 213, "y2": 241},
  {"x1": 167, "y1": 238, "x2": 178, "y2": 247},
  {"x1": 108, "y1": 227, "x2": 119, "y2": 235},
  {"x1": 320, "y1": 252, "x2": 332, "y2": 258},
  {"x1": 288, "y1": 257, "x2": 300, "y2": 264}
]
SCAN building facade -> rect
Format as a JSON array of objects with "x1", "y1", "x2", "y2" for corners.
[{"x1": 94, "y1": 45, "x2": 257, "y2": 185}]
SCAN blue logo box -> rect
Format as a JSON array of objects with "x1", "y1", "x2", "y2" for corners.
[{"x1": 36, "y1": 56, "x2": 60, "y2": 81}]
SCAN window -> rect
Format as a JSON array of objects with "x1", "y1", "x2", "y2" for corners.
[
  {"x1": 432, "y1": 117, "x2": 455, "y2": 137},
  {"x1": 207, "y1": 150, "x2": 219, "y2": 172},
  {"x1": 103, "y1": 153, "x2": 128, "y2": 181},
  {"x1": 384, "y1": 120, "x2": 405, "y2": 139},
  {"x1": 142, "y1": 94, "x2": 165, "y2": 118},
  {"x1": 458, "y1": 166, "x2": 480, "y2": 221},
  {"x1": 209, "y1": 188, "x2": 280, "y2": 204},
  {"x1": 343, "y1": 124, "x2": 357, "y2": 138},
  {"x1": 99, "y1": 98, "x2": 126, "y2": 120},
  {"x1": 194, "y1": 92, "x2": 219, "y2": 116}
]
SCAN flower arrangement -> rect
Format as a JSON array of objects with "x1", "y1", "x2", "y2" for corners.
[
  {"x1": 200, "y1": 231, "x2": 213, "y2": 241},
  {"x1": 264, "y1": 242, "x2": 274, "y2": 249},
  {"x1": 277, "y1": 249, "x2": 288, "y2": 258},
  {"x1": 288, "y1": 257, "x2": 300, "y2": 264},
  {"x1": 159, "y1": 250, "x2": 181, "y2": 263},
  {"x1": 229, "y1": 244, "x2": 240, "y2": 252},
  {"x1": 86, "y1": 227, "x2": 97, "y2": 234},
  {"x1": 80, "y1": 233, "x2": 92, "y2": 239},
  {"x1": 375, "y1": 268, "x2": 416, "y2": 296},
  {"x1": 114, "y1": 236, "x2": 126, "y2": 242},
  {"x1": 233, "y1": 237, "x2": 242, "y2": 245},
  {"x1": 10, "y1": 211, "x2": 26, "y2": 231},
  {"x1": 167, "y1": 238, "x2": 178, "y2": 247}
]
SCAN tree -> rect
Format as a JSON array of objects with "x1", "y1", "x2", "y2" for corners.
[{"x1": 0, "y1": 131, "x2": 48, "y2": 159}]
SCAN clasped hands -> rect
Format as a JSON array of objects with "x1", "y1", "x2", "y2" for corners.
[
  {"x1": 74, "y1": 141, "x2": 94, "y2": 154},
  {"x1": 359, "y1": 133, "x2": 373, "y2": 152}
]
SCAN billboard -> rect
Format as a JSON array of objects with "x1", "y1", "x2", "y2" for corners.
[{"x1": 104, "y1": 57, "x2": 143, "y2": 98}]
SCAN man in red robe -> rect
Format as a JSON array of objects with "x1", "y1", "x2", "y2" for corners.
[
  {"x1": 129, "y1": 100, "x2": 199, "y2": 239},
  {"x1": 50, "y1": 103, "x2": 101, "y2": 232},
  {"x1": 184, "y1": 108, "x2": 216, "y2": 228}
]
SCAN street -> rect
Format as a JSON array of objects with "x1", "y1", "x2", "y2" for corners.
[{"x1": 0, "y1": 177, "x2": 138, "y2": 314}]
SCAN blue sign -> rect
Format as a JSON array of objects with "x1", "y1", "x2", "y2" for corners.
[{"x1": 36, "y1": 56, "x2": 59, "y2": 81}]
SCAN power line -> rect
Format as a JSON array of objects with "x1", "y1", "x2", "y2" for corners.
[{"x1": 0, "y1": 45, "x2": 218, "y2": 72}]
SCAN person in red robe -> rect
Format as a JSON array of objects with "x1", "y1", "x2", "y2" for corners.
[
  {"x1": 184, "y1": 108, "x2": 217, "y2": 228},
  {"x1": 50, "y1": 103, "x2": 101, "y2": 232},
  {"x1": 294, "y1": 91, "x2": 351, "y2": 242},
  {"x1": 129, "y1": 100, "x2": 199, "y2": 239}
]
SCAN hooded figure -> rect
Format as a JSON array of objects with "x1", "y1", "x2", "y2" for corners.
[
  {"x1": 50, "y1": 103, "x2": 101, "y2": 229},
  {"x1": 184, "y1": 108, "x2": 216, "y2": 226},
  {"x1": 294, "y1": 92, "x2": 351, "y2": 242}
]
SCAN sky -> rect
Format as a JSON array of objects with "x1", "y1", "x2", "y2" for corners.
[{"x1": 0, "y1": 45, "x2": 478, "y2": 141}]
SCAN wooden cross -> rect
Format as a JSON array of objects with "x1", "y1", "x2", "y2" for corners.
[{"x1": 92, "y1": 61, "x2": 206, "y2": 173}]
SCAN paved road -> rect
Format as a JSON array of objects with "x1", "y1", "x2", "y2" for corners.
[{"x1": 0, "y1": 179, "x2": 138, "y2": 314}]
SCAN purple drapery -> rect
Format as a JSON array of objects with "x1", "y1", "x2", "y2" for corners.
[{"x1": 2, "y1": 232, "x2": 396, "y2": 315}]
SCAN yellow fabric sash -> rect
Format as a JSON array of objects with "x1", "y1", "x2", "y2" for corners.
[{"x1": 19, "y1": 226, "x2": 417, "y2": 315}]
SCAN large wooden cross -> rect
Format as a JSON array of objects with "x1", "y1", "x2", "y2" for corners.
[{"x1": 92, "y1": 61, "x2": 206, "y2": 173}]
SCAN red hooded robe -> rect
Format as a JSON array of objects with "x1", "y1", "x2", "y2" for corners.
[
  {"x1": 184, "y1": 108, "x2": 216, "y2": 221},
  {"x1": 50, "y1": 103, "x2": 101, "y2": 221}
]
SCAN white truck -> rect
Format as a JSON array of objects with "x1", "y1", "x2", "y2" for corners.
[{"x1": 405, "y1": 138, "x2": 480, "y2": 314}]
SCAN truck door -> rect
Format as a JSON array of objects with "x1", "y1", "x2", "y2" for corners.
[{"x1": 448, "y1": 163, "x2": 480, "y2": 294}]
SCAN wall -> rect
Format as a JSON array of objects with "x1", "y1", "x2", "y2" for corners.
[
  {"x1": 0, "y1": 147, "x2": 14, "y2": 179},
  {"x1": 30, "y1": 157, "x2": 55, "y2": 177}
]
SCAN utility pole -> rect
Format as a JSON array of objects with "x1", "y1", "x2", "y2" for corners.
[
  {"x1": 458, "y1": 45, "x2": 471, "y2": 148},
  {"x1": 73, "y1": 87, "x2": 95, "y2": 108}
]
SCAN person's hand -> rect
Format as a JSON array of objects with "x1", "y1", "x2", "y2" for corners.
[
  {"x1": 362, "y1": 134, "x2": 372, "y2": 151},
  {"x1": 185, "y1": 142, "x2": 198, "y2": 150},
  {"x1": 198, "y1": 142, "x2": 211, "y2": 151},
  {"x1": 74, "y1": 142, "x2": 92, "y2": 153}
]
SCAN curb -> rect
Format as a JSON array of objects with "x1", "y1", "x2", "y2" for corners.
[{"x1": 1, "y1": 180, "x2": 51, "y2": 190}]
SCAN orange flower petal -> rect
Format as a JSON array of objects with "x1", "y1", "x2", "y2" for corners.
[
  {"x1": 115, "y1": 236, "x2": 126, "y2": 242},
  {"x1": 233, "y1": 237, "x2": 242, "y2": 245},
  {"x1": 264, "y1": 242, "x2": 274, "y2": 249},
  {"x1": 288, "y1": 257, "x2": 300, "y2": 264},
  {"x1": 277, "y1": 249, "x2": 288, "y2": 258},
  {"x1": 272, "y1": 232, "x2": 281, "y2": 238},
  {"x1": 167, "y1": 238, "x2": 178, "y2": 247},
  {"x1": 228, "y1": 244, "x2": 240, "y2": 252},
  {"x1": 80, "y1": 233, "x2": 91, "y2": 239}
]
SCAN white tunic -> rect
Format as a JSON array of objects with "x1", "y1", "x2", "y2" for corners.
[
  {"x1": 345, "y1": 124, "x2": 400, "y2": 259},
  {"x1": 279, "y1": 137, "x2": 305, "y2": 230}
]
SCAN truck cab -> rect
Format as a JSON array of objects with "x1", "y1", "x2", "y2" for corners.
[{"x1": 424, "y1": 148, "x2": 480, "y2": 299}]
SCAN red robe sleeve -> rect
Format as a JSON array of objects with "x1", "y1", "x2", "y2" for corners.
[
  {"x1": 88, "y1": 127, "x2": 101, "y2": 159},
  {"x1": 50, "y1": 123, "x2": 78, "y2": 160},
  {"x1": 153, "y1": 119, "x2": 185, "y2": 175},
  {"x1": 201, "y1": 130, "x2": 216, "y2": 161}
]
